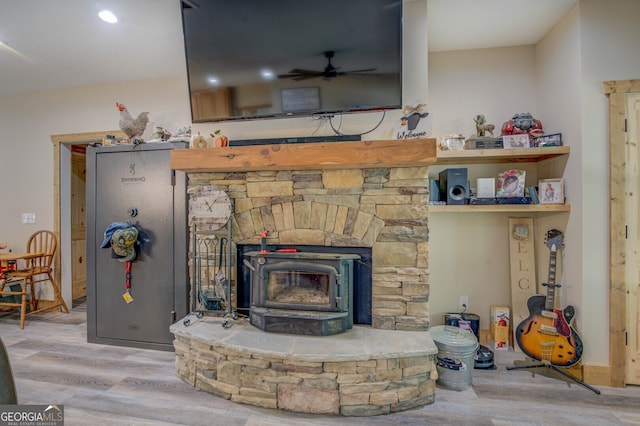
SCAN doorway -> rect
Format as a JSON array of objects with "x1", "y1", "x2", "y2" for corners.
[
  {"x1": 52, "y1": 130, "x2": 123, "y2": 309},
  {"x1": 624, "y1": 91, "x2": 640, "y2": 385},
  {"x1": 605, "y1": 79, "x2": 640, "y2": 387}
]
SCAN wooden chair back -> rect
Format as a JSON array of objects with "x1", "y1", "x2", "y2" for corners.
[{"x1": 26, "y1": 230, "x2": 57, "y2": 274}]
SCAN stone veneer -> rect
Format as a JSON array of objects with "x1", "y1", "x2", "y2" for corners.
[
  {"x1": 171, "y1": 318, "x2": 437, "y2": 416},
  {"x1": 187, "y1": 166, "x2": 430, "y2": 330},
  {"x1": 173, "y1": 165, "x2": 435, "y2": 416}
]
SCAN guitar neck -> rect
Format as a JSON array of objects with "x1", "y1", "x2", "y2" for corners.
[{"x1": 545, "y1": 249, "x2": 557, "y2": 311}]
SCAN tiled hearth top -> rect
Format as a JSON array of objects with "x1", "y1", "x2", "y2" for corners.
[{"x1": 171, "y1": 316, "x2": 437, "y2": 362}]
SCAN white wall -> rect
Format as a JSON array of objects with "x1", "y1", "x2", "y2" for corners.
[
  {"x1": 577, "y1": 0, "x2": 640, "y2": 364},
  {"x1": 534, "y1": 0, "x2": 640, "y2": 365},
  {"x1": 428, "y1": 45, "x2": 543, "y2": 331},
  {"x1": 0, "y1": 77, "x2": 191, "y2": 252},
  {"x1": 535, "y1": 5, "x2": 586, "y2": 355},
  {"x1": 430, "y1": 45, "x2": 539, "y2": 137}
]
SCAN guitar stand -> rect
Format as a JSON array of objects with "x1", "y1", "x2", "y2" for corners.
[{"x1": 507, "y1": 361, "x2": 601, "y2": 395}]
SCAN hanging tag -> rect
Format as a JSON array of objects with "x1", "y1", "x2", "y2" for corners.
[{"x1": 122, "y1": 260, "x2": 133, "y2": 303}]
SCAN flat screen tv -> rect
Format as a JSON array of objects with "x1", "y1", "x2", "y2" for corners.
[{"x1": 180, "y1": 0, "x2": 403, "y2": 123}]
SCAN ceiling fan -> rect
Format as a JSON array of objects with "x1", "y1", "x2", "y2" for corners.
[{"x1": 278, "y1": 50, "x2": 377, "y2": 81}]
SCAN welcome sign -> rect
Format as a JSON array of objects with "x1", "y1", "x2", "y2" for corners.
[{"x1": 394, "y1": 102, "x2": 432, "y2": 140}]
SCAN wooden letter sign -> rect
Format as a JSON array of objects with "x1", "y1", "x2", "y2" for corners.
[{"x1": 508, "y1": 217, "x2": 537, "y2": 352}]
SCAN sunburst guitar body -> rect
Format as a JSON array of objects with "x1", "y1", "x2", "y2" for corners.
[{"x1": 514, "y1": 230, "x2": 583, "y2": 367}]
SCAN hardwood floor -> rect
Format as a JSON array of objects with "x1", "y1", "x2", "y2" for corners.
[{"x1": 1, "y1": 303, "x2": 639, "y2": 425}]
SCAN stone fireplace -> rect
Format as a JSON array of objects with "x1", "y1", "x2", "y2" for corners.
[{"x1": 169, "y1": 139, "x2": 439, "y2": 416}]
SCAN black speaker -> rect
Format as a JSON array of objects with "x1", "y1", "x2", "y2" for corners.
[{"x1": 439, "y1": 168, "x2": 469, "y2": 204}]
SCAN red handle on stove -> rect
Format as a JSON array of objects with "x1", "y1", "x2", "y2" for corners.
[{"x1": 276, "y1": 248, "x2": 298, "y2": 253}]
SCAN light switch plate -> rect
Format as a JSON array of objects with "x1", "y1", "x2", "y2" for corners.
[{"x1": 21, "y1": 213, "x2": 36, "y2": 224}]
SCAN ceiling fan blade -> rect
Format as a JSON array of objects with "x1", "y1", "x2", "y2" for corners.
[
  {"x1": 339, "y1": 68, "x2": 378, "y2": 75},
  {"x1": 288, "y1": 68, "x2": 321, "y2": 74},
  {"x1": 278, "y1": 72, "x2": 323, "y2": 79},
  {"x1": 280, "y1": 51, "x2": 377, "y2": 80},
  {"x1": 292, "y1": 74, "x2": 323, "y2": 81}
]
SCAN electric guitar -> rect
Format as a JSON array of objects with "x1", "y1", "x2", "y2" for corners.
[{"x1": 515, "y1": 229, "x2": 583, "y2": 366}]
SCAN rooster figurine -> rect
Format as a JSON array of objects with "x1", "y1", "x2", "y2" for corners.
[{"x1": 116, "y1": 102, "x2": 149, "y2": 144}]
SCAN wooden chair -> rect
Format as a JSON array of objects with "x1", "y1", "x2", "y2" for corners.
[{"x1": 0, "y1": 230, "x2": 69, "y2": 328}]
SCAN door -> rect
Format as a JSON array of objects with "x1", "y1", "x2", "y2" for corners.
[
  {"x1": 86, "y1": 143, "x2": 187, "y2": 350},
  {"x1": 626, "y1": 92, "x2": 640, "y2": 385},
  {"x1": 71, "y1": 147, "x2": 87, "y2": 300}
]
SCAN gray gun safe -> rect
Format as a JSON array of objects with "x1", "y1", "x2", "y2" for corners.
[{"x1": 86, "y1": 142, "x2": 188, "y2": 351}]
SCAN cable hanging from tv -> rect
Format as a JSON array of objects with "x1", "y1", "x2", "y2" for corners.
[{"x1": 326, "y1": 110, "x2": 386, "y2": 137}]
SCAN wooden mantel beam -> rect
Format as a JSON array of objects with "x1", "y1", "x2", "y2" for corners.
[{"x1": 171, "y1": 138, "x2": 437, "y2": 172}]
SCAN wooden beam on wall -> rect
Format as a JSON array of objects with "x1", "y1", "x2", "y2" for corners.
[{"x1": 171, "y1": 138, "x2": 437, "y2": 172}]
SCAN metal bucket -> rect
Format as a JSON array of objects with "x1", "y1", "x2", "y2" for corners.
[{"x1": 430, "y1": 325, "x2": 479, "y2": 391}]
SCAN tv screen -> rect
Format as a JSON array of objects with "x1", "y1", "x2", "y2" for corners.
[{"x1": 180, "y1": 0, "x2": 403, "y2": 123}]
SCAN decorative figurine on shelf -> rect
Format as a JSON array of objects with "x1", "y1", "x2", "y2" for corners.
[
  {"x1": 401, "y1": 103, "x2": 429, "y2": 132},
  {"x1": 116, "y1": 102, "x2": 149, "y2": 144},
  {"x1": 211, "y1": 130, "x2": 229, "y2": 147},
  {"x1": 465, "y1": 115, "x2": 502, "y2": 149},
  {"x1": 190, "y1": 132, "x2": 208, "y2": 149},
  {"x1": 394, "y1": 101, "x2": 432, "y2": 140},
  {"x1": 167, "y1": 125, "x2": 192, "y2": 143},
  {"x1": 501, "y1": 113, "x2": 544, "y2": 136},
  {"x1": 150, "y1": 126, "x2": 170, "y2": 142},
  {"x1": 474, "y1": 115, "x2": 495, "y2": 137},
  {"x1": 440, "y1": 134, "x2": 466, "y2": 151}
]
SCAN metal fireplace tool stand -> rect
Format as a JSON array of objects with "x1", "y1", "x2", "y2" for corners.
[{"x1": 187, "y1": 223, "x2": 240, "y2": 328}]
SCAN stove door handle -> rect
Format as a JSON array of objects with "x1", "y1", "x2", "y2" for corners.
[{"x1": 243, "y1": 259, "x2": 257, "y2": 272}]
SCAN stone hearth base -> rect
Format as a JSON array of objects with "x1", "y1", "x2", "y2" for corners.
[{"x1": 170, "y1": 317, "x2": 438, "y2": 416}]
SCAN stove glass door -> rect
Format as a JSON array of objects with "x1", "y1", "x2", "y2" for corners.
[{"x1": 267, "y1": 270, "x2": 330, "y2": 306}]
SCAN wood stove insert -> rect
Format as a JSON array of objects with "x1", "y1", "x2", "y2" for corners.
[{"x1": 245, "y1": 251, "x2": 360, "y2": 335}]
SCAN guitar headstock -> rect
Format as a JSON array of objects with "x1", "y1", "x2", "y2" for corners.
[{"x1": 545, "y1": 229, "x2": 564, "y2": 251}]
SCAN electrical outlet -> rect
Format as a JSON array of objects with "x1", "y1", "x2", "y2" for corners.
[{"x1": 459, "y1": 296, "x2": 469, "y2": 310}]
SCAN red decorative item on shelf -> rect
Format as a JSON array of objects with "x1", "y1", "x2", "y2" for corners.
[{"x1": 501, "y1": 113, "x2": 543, "y2": 137}]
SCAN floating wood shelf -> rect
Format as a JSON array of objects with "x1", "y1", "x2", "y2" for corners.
[
  {"x1": 171, "y1": 138, "x2": 437, "y2": 172},
  {"x1": 429, "y1": 203, "x2": 571, "y2": 213},
  {"x1": 436, "y1": 146, "x2": 570, "y2": 165}
]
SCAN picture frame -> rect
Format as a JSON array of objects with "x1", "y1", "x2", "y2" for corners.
[
  {"x1": 502, "y1": 134, "x2": 531, "y2": 149},
  {"x1": 538, "y1": 178, "x2": 564, "y2": 204},
  {"x1": 281, "y1": 87, "x2": 320, "y2": 112},
  {"x1": 497, "y1": 169, "x2": 526, "y2": 197},
  {"x1": 533, "y1": 133, "x2": 563, "y2": 147}
]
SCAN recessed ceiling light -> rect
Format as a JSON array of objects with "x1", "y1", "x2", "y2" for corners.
[
  {"x1": 98, "y1": 10, "x2": 118, "y2": 23},
  {"x1": 208, "y1": 77, "x2": 219, "y2": 86},
  {"x1": 261, "y1": 69, "x2": 274, "y2": 80}
]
